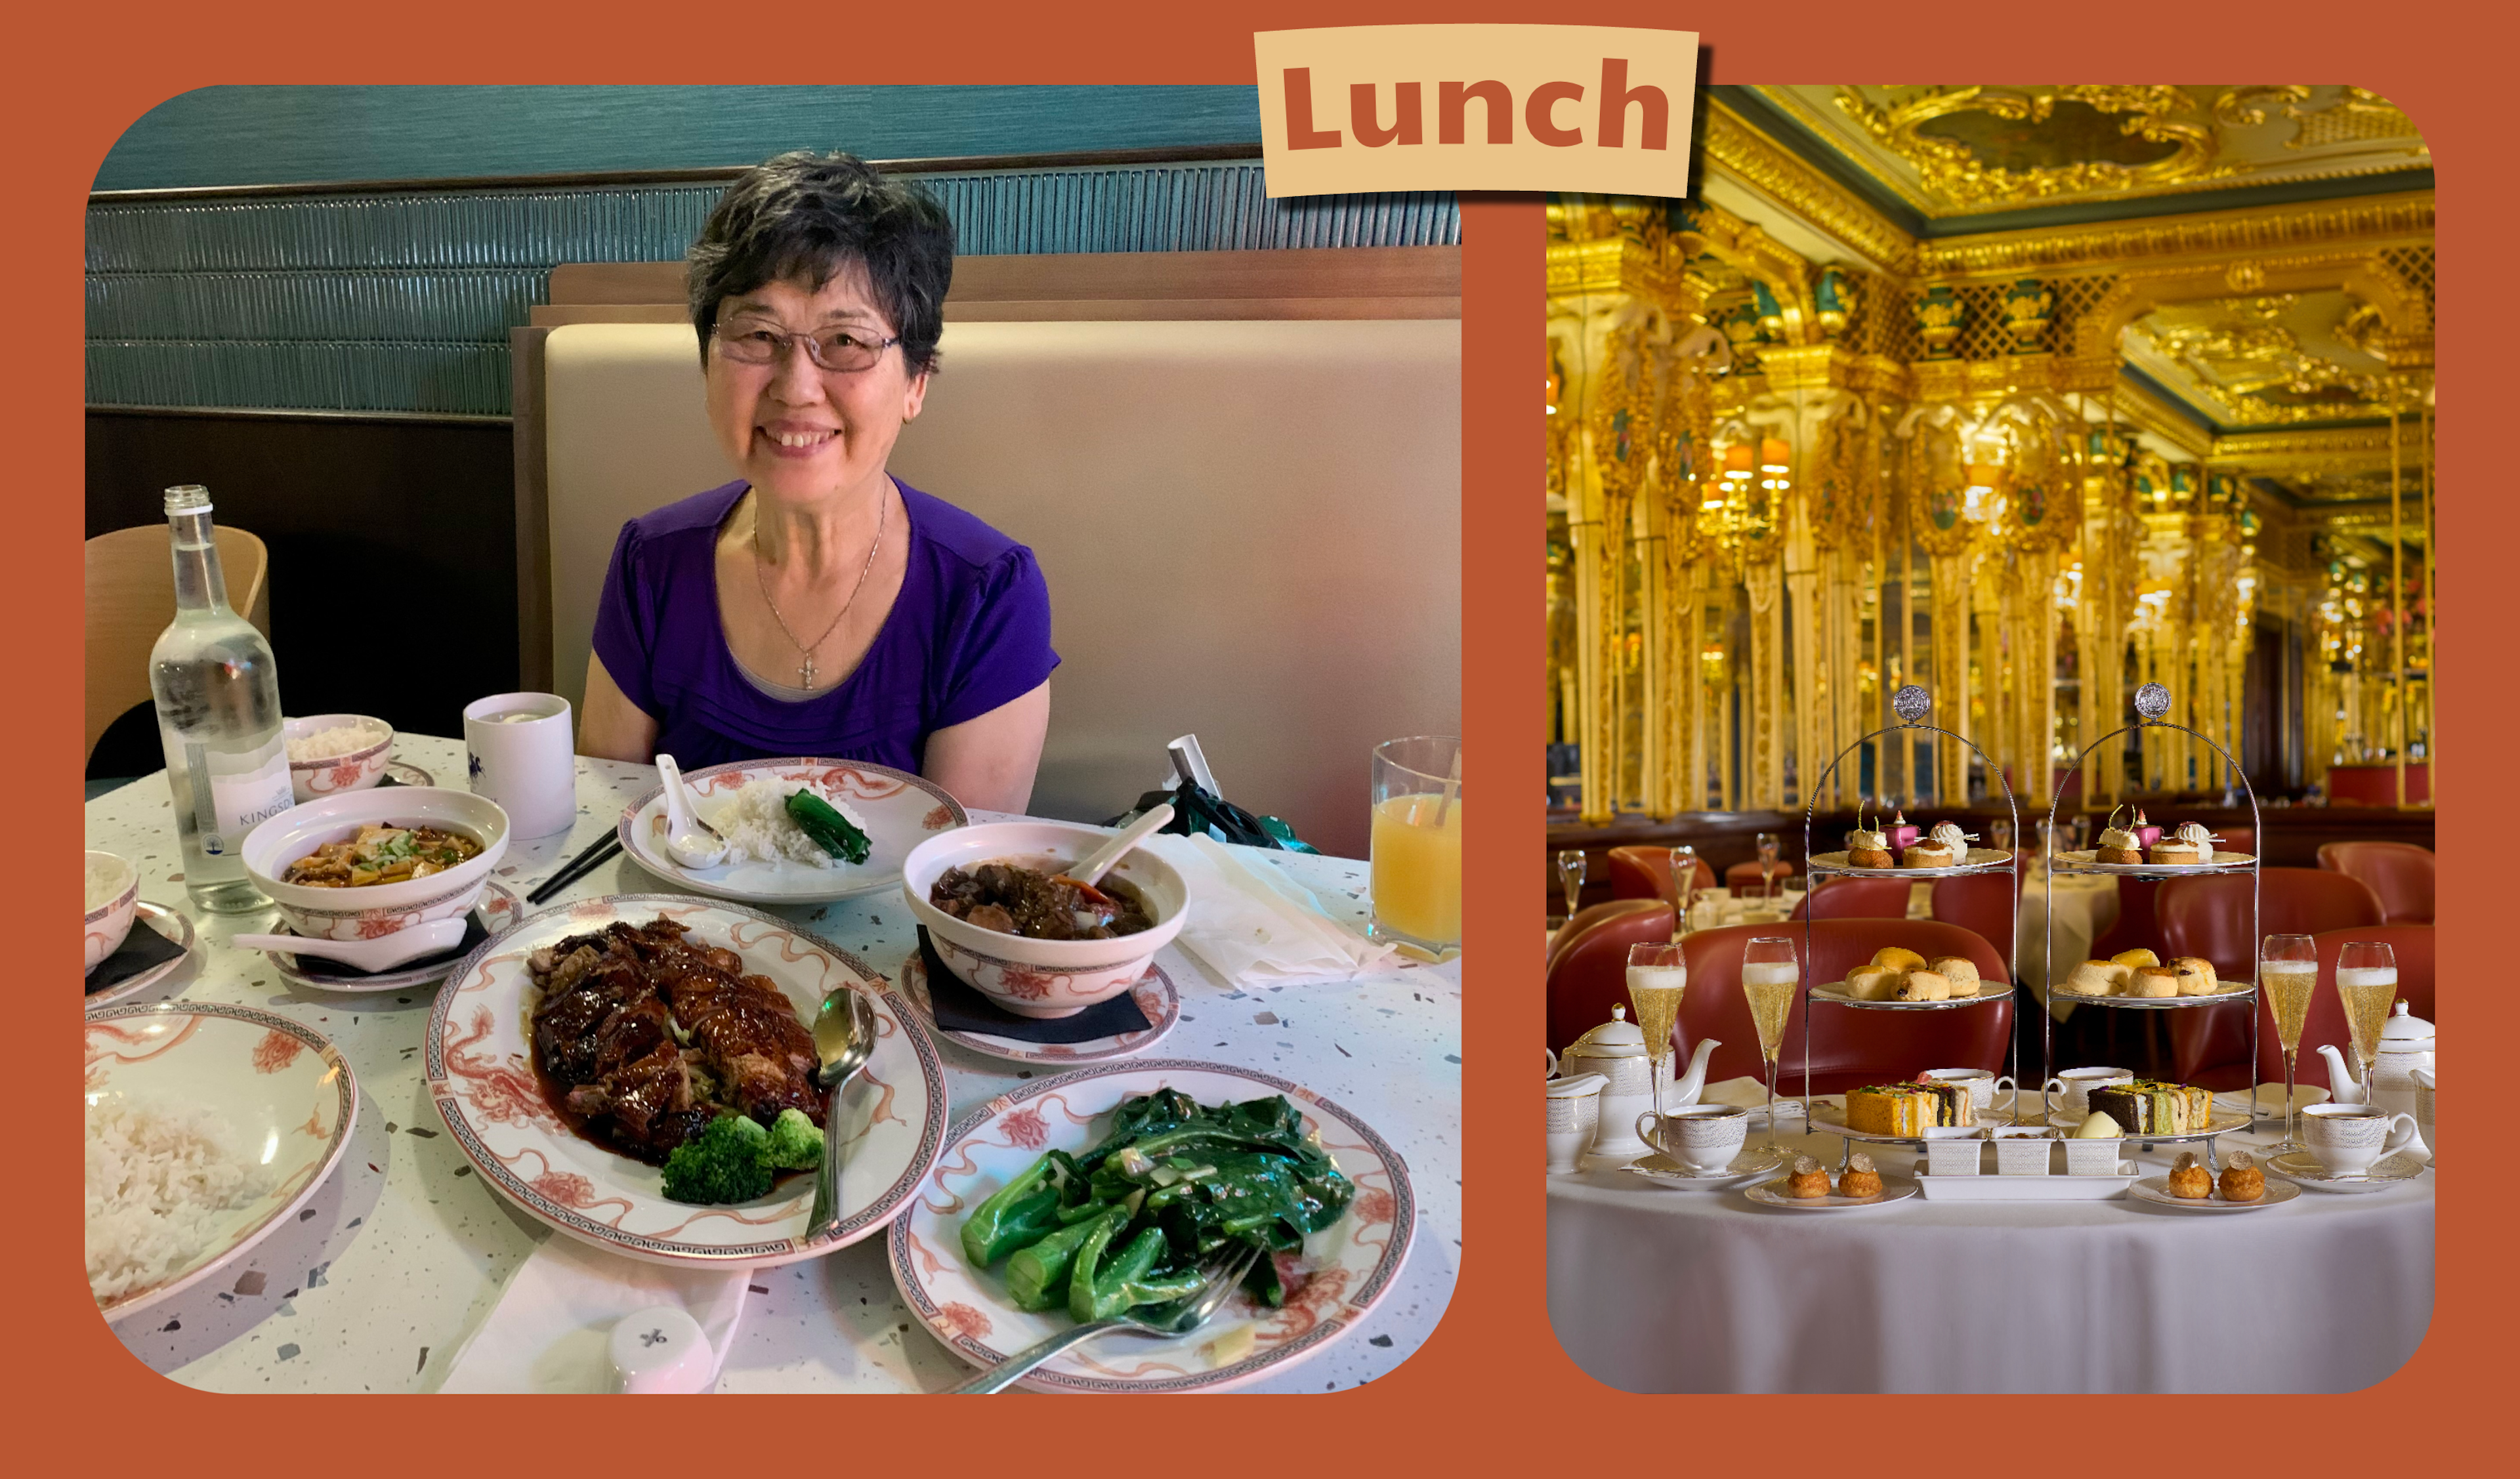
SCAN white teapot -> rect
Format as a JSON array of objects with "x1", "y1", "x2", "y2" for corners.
[
  {"x1": 1557, "y1": 1005, "x2": 1721, "y2": 1167},
  {"x1": 2316, "y1": 1001, "x2": 2434, "y2": 1120}
]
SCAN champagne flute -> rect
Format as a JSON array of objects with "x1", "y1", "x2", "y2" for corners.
[
  {"x1": 1668, "y1": 845, "x2": 1700, "y2": 937},
  {"x1": 1740, "y1": 937, "x2": 1800, "y2": 1152},
  {"x1": 1755, "y1": 832, "x2": 1780, "y2": 904},
  {"x1": 1556, "y1": 848, "x2": 1586, "y2": 925},
  {"x1": 1626, "y1": 943, "x2": 1687, "y2": 1125},
  {"x1": 2335, "y1": 941, "x2": 2399, "y2": 1108},
  {"x1": 2260, "y1": 933, "x2": 2318, "y2": 1156},
  {"x1": 1990, "y1": 817, "x2": 2015, "y2": 856}
]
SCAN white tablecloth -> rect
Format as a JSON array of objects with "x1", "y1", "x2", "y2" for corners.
[
  {"x1": 1548, "y1": 1105, "x2": 2431, "y2": 1392},
  {"x1": 88, "y1": 734, "x2": 1461, "y2": 1394}
]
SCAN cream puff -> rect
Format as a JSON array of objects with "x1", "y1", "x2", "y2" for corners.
[
  {"x1": 1837, "y1": 1151, "x2": 1883, "y2": 1198},
  {"x1": 1928, "y1": 955, "x2": 1983, "y2": 997},
  {"x1": 2172, "y1": 957, "x2": 2217, "y2": 996},
  {"x1": 2168, "y1": 1150, "x2": 2212, "y2": 1199},
  {"x1": 2094, "y1": 805, "x2": 2144, "y2": 865},
  {"x1": 1785, "y1": 1155, "x2": 1830, "y2": 1198},
  {"x1": 1847, "y1": 820, "x2": 1893, "y2": 870},
  {"x1": 2129, "y1": 966, "x2": 2179, "y2": 998},
  {"x1": 2062, "y1": 959, "x2": 2130, "y2": 996},
  {"x1": 2219, "y1": 1151, "x2": 2265, "y2": 1203}
]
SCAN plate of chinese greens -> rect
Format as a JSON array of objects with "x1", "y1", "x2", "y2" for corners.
[{"x1": 888, "y1": 1060, "x2": 1414, "y2": 1392}]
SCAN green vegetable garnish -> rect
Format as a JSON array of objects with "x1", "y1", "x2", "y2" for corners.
[
  {"x1": 658, "y1": 1108, "x2": 826, "y2": 1204},
  {"x1": 785, "y1": 789, "x2": 872, "y2": 865}
]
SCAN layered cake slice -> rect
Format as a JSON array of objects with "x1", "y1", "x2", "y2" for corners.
[
  {"x1": 1844, "y1": 1079, "x2": 1975, "y2": 1135},
  {"x1": 2084, "y1": 1079, "x2": 2214, "y2": 1135}
]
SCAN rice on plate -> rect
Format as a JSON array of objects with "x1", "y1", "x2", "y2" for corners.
[
  {"x1": 711, "y1": 778, "x2": 872, "y2": 869},
  {"x1": 85, "y1": 1102, "x2": 272, "y2": 1305}
]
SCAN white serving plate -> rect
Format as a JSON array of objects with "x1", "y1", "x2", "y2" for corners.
[
  {"x1": 2263, "y1": 1150, "x2": 2429, "y2": 1193},
  {"x1": 617, "y1": 757, "x2": 966, "y2": 904},
  {"x1": 2049, "y1": 978, "x2": 2256, "y2": 1009},
  {"x1": 1807, "y1": 848, "x2": 2012, "y2": 878},
  {"x1": 1811, "y1": 978, "x2": 2015, "y2": 1010},
  {"x1": 2051, "y1": 849, "x2": 2256, "y2": 877},
  {"x1": 2035, "y1": 1104, "x2": 2253, "y2": 1139},
  {"x1": 1744, "y1": 1177, "x2": 1918, "y2": 1210},
  {"x1": 1917, "y1": 1164, "x2": 2137, "y2": 1199},
  {"x1": 898, "y1": 948, "x2": 1181, "y2": 1065},
  {"x1": 889, "y1": 1060, "x2": 1413, "y2": 1392},
  {"x1": 85, "y1": 1002, "x2": 359, "y2": 1320},
  {"x1": 1811, "y1": 1100, "x2": 1990, "y2": 1141},
  {"x1": 2128, "y1": 1174, "x2": 2300, "y2": 1210},
  {"x1": 425, "y1": 895, "x2": 946, "y2": 1268},
  {"x1": 1620, "y1": 1146, "x2": 1787, "y2": 1188},
  {"x1": 82, "y1": 902, "x2": 197, "y2": 1012}
]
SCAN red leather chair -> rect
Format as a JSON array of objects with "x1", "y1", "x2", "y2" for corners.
[
  {"x1": 1725, "y1": 860, "x2": 1796, "y2": 894},
  {"x1": 2170, "y1": 924, "x2": 2435, "y2": 1090},
  {"x1": 2217, "y1": 827, "x2": 2256, "y2": 856},
  {"x1": 1931, "y1": 871, "x2": 2017, "y2": 980},
  {"x1": 2160, "y1": 869, "x2": 2385, "y2": 1087},
  {"x1": 1673, "y1": 919, "x2": 2012, "y2": 1094},
  {"x1": 1605, "y1": 846, "x2": 1717, "y2": 911},
  {"x1": 1790, "y1": 876, "x2": 1912, "y2": 921},
  {"x1": 2317, "y1": 841, "x2": 2435, "y2": 925},
  {"x1": 1546, "y1": 900, "x2": 1676, "y2": 1052}
]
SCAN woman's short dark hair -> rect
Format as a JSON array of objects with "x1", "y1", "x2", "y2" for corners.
[{"x1": 687, "y1": 151, "x2": 955, "y2": 375}]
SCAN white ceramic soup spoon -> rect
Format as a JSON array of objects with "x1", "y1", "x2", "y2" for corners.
[{"x1": 234, "y1": 916, "x2": 469, "y2": 971}]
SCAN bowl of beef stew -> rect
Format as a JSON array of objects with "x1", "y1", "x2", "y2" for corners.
[{"x1": 902, "y1": 821, "x2": 1188, "y2": 1018}]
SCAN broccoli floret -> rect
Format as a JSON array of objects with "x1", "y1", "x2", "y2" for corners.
[
  {"x1": 763, "y1": 1108, "x2": 824, "y2": 1171},
  {"x1": 660, "y1": 1114, "x2": 774, "y2": 1204}
]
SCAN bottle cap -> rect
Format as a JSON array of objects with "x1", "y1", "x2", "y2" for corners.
[{"x1": 164, "y1": 484, "x2": 212, "y2": 513}]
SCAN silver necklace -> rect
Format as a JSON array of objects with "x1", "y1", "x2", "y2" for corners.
[{"x1": 753, "y1": 493, "x2": 887, "y2": 689}]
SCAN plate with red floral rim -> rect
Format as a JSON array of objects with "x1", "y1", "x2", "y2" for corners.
[
  {"x1": 889, "y1": 1060, "x2": 1414, "y2": 1392},
  {"x1": 265, "y1": 881, "x2": 524, "y2": 995},
  {"x1": 85, "y1": 1001, "x2": 359, "y2": 1321},
  {"x1": 82, "y1": 902, "x2": 196, "y2": 1012},
  {"x1": 617, "y1": 757, "x2": 965, "y2": 904},
  {"x1": 899, "y1": 948, "x2": 1181, "y2": 1066},
  {"x1": 425, "y1": 894, "x2": 946, "y2": 1268}
]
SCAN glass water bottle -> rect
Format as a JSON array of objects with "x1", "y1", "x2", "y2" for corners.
[{"x1": 148, "y1": 485, "x2": 291, "y2": 911}]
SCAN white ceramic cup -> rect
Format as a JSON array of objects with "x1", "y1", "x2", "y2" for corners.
[
  {"x1": 463, "y1": 692, "x2": 576, "y2": 839},
  {"x1": 2043, "y1": 1067, "x2": 2133, "y2": 1121},
  {"x1": 1924, "y1": 1068, "x2": 2017, "y2": 1115},
  {"x1": 1546, "y1": 1073, "x2": 1607, "y2": 1174},
  {"x1": 1635, "y1": 1102, "x2": 1750, "y2": 1173},
  {"x1": 2301, "y1": 1103, "x2": 2420, "y2": 1178},
  {"x1": 2412, "y1": 1066, "x2": 2435, "y2": 1162}
]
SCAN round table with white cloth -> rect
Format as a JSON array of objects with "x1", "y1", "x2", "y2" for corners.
[
  {"x1": 2015, "y1": 869, "x2": 2120, "y2": 1017},
  {"x1": 1547, "y1": 1106, "x2": 2430, "y2": 1393}
]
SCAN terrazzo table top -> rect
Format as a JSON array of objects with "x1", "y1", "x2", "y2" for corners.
[{"x1": 85, "y1": 734, "x2": 1461, "y2": 1393}]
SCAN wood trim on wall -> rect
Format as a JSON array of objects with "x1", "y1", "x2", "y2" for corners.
[{"x1": 511, "y1": 325, "x2": 555, "y2": 694}]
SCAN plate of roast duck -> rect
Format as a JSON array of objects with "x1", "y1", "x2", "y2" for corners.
[{"x1": 425, "y1": 895, "x2": 946, "y2": 1267}]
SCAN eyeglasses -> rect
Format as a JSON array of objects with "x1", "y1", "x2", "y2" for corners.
[{"x1": 713, "y1": 322, "x2": 901, "y2": 373}]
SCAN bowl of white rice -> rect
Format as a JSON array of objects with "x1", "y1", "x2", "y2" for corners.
[
  {"x1": 711, "y1": 776, "x2": 875, "y2": 870},
  {"x1": 84, "y1": 1002, "x2": 359, "y2": 1320},
  {"x1": 284, "y1": 714, "x2": 394, "y2": 803},
  {"x1": 84, "y1": 850, "x2": 138, "y2": 975}
]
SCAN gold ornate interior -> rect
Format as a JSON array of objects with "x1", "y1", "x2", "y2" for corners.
[{"x1": 1545, "y1": 87, "x2": 2434, "y2": 822}]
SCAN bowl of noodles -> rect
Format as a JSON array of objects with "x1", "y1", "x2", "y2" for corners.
[{"x1": 242, "y1": 787, "x2": 509, "y2": 942}]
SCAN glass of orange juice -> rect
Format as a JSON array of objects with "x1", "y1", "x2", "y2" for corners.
[{"x1": 1369, "y1": 736, "x2": 1462, "y2": 957}]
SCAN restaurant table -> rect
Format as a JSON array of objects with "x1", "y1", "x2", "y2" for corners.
[
  {"x1": 87, "y1": 735, "x2": 1461, "y2": 1393},
  {"x1": 2017, "y1": 869, "x2": 2120, "y2": 1017},
  {"x1": 1547, "y1": 1107, "x2": 2431, "y2": 1393}
]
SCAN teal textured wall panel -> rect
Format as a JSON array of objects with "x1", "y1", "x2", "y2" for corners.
[
  {"x1": 95, "y1": 85, "x2": 1265, "y2": 191},
  {"x1": 87, "y1": 163, "x2": 1459, "y2": 416}
]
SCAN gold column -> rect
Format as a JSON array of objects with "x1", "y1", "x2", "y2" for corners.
[
  {"x1": 1745, "y1": 549, "x2": 1787, "y2": 808},
  {"x1": 2389, "y1": 383, "x2": 2406, "y2": 809}
]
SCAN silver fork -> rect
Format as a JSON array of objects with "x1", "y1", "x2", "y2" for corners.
[{"x1": 944, "y1": 1241, "x2": 1263, "y2": 1394}]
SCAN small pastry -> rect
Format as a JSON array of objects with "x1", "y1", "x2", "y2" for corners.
[
  {"x1": 2129, "y1": 966, "x2": 2179, "y2": 998},
  {"x1": 2074, "y1": 1110, "x2": 2123, "y2": 1139},
  {"x1": 1885, "y1": 809, "x2": 1922, "y2": 850},
  {"x1": 2062, "y1": 959, "x2": 2129, "y2": 996},
  {"x1": 1895, "y1": 970, "x2": 1952, "y2": 1002},
  {"x1": 1784, "y1": 1155, "x2": 1830, "y2": 1199},
  {"x1": 2172, "y1": 957, "x2": 2217, "y2": 996},
  {"x1": 1871, "y1": 946, "x2": 1926, "y2": 973},
  {"x1": 2094, "y1": 804, "x2": 2144, "y2": 865},
  {"x1": 1845, "y1": 965, "x2": 1901, "y2": 1001},
  {"x1": 2110, "y1": 948, "x2": 2160, "y2": 969},
  {"x1": 1846, "y1": 820, "x2": 1894, "y2": 870},
  {"x1": 1903, "y1": 820, "x2": 1972, "y2": 868},
  {"x1": 2219, "y1": 1150, "x2": 2265, "y2": 1203},
  {"x1": 1837, "y1": 1151, "x2": 1882, "y2": 1198},
  {"x1": 2167, "y1": 1150, "x2": 2212, "y2": 1199},
  {"x1": 2150, "y1": 820, "x2": 2218, "y2": 867},
  {"x1": 1927, "y1": 956, "x2": 1982, "y2": 997}
]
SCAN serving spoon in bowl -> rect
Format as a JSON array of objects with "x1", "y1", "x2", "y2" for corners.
[{"x1": 234, "y1": 917, "x2": 469, "y2": 972}]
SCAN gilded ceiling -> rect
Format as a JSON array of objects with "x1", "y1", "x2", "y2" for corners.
[
  {"x1": 1746, "y1": 85, "x2": 2429, "y2": 220},
  {"x1": 2122, "y1": 289, "x2": 2393, "y2": 428}
]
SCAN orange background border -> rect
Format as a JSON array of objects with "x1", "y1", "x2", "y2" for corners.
[{"x1": 20, "y1": 0, "x2": 2502, "y2": 1463}]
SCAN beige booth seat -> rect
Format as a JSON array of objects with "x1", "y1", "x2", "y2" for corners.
[{"x1": 540, "y1": 318, "x2": 1459, "y2": 858}]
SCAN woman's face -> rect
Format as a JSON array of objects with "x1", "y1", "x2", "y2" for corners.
[{"x1": 703, "y1": 266, "x2": 928, "y2": 511}]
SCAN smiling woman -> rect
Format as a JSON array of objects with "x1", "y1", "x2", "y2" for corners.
[{"x1": 578, "y1": 152, "x2": 1057, "y2": 812}]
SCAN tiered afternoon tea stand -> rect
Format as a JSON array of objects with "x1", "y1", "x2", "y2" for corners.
[
  {"x1": 1799, "y1": 685, "x2": 2021, "y2": 1166},
  {"x1": 2043, "y1": 681, "x2": 2262, "y2": 1171}
]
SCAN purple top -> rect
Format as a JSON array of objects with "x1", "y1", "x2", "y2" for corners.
[{"x1": 591, "y1": 478, "x2": 1057, "y2": 772}]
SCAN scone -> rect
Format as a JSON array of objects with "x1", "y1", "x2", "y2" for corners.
[
  {"x1": 1837, "y1": 1151, "x2": 1883, "y2": 1198},
  {"x1": 2061, "y1": 959, "x2": 2128, "y2": 996},
  {"x1": 1845, "y1": 965, "x2": 1902, "y2": 1001},
  {"x1": 1784, "y1": 1155, "x2": 1830, "y2": 1199},
  {"x1": 2167, "y1": 1150, "x2": 2212, "y2": 1199},
  {"x1": 1871, "y1": 946, "x2": 1927, "y2": 973},
  {"x1": 2128, "y1": 966, "x2": 2179, "y2": 998},
  {"x1": 1896, "y1": 970, "x2": 1952, "y2": 1002},
  {"x1": 1928, "y1": 955, "x2": 1983, "y2": 997},
  {"x1": 2172, "y1": 957, "x2": 2217, "y2": 996},
  {"x1": 2219, "y1": 1151, "x2": 2265, "y2": 1203},
  {"x1": 2110, "y1": 948, "x2": 2160, "y2": 969}
]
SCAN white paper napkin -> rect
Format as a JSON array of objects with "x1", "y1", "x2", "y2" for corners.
[
  {"x1": 1146, "y1": 833, "x2": 1396, "y2": 986},
  {"x1": 435, "y1": 1234, "x2": 750, "y2": 1394}
]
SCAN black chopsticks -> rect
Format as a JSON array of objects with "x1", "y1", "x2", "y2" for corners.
[{"x1": 527, "y1": 833, "x2": 623, "y2": 905}]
